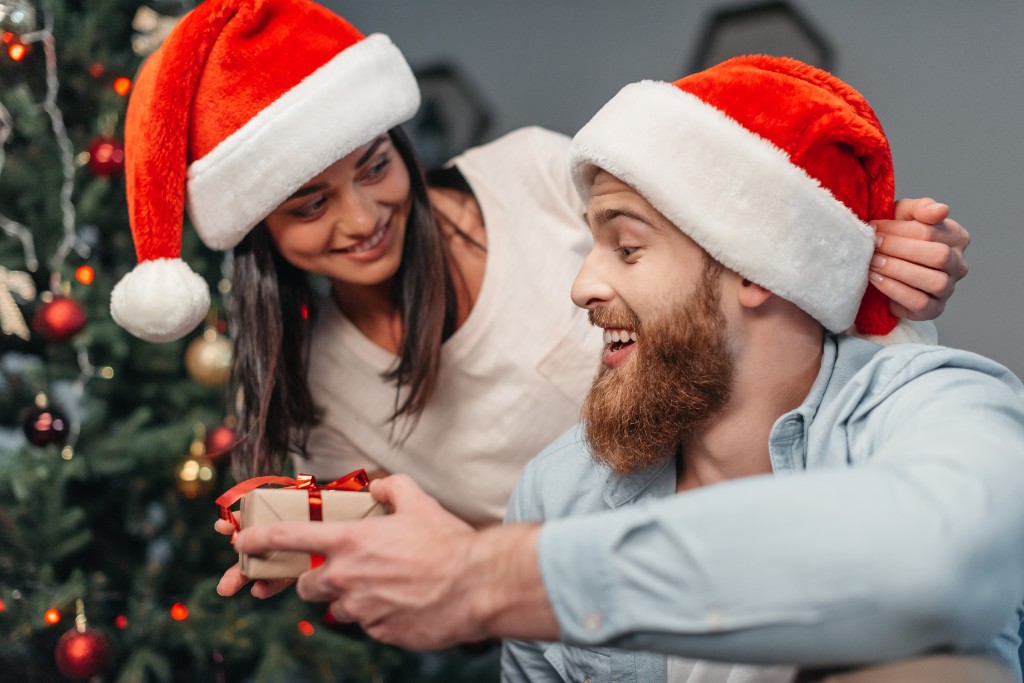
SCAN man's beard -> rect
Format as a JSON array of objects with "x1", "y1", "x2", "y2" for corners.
[{"x1": 581, "y1": 259, "x2": 735, "y2": 476}]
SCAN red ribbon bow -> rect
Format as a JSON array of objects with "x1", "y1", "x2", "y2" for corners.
[{"x1": 216, "y1": 469, "x2": 369, "y2": 569}]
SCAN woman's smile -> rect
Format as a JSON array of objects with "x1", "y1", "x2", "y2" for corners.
[{"x1": 335, "y1": 219, "x2": 394, "y2": 261}]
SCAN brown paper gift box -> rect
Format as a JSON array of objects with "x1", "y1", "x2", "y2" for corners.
[{"x1": 239, "y1": 488, "x2": 385, "y2": 579}]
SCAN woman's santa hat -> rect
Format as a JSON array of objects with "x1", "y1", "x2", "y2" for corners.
[
  {"x1": 110, "y1": 0, "x2": 420, "y2": 342},
  {"x1": 569, "y1": 55, "x2": 899, "y2": 336}
]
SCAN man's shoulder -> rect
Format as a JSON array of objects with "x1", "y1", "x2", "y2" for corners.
[
  {"x1": 507, "y1": 424, "x2": 613, "y2": 523},
  {"x1": 829, "y1": 336, "x2": 1024, "y2": 418},
  {"x1": 841, "y1": 337, "x2": 1022, "y2": 395}
]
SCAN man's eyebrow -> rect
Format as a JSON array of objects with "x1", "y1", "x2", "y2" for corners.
[
  {"x1": 585, "y1": 207, "x2": 655, "y2": 229},
  {"x1": 356, "y1": 136, "x2": 387, "y2": 167}
]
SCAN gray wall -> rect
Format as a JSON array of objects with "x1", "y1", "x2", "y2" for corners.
[{"x1": 325, "y1": 1, "x2": 1024, "y2": 378}]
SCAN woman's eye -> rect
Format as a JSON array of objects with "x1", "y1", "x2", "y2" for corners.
[
  {"x1": 291, "y1": 197, "x2": 327, "y2": 218},
  {"x1": 362, "y1": 154, "x2": 392, "y2": 181}
]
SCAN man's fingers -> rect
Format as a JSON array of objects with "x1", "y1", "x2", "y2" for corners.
[
  {"x1": 369, "y1": 473, "x2": 428, "y2": 511},
  {"x1": 328, "y1": 600, "x2": 356, "y2": 623},
  {"x1": 217, "y1": 563, "x2": 250, "y2": 596},
  {"x1": 236, "y1": 520, "x2": 351, "y2": 556},
  {"x1": 295, "y1": 566, "x2": 342, "y2": 603},
  {"x1": 214, "y1": 517, "x2": 236, "y2": 536},
  {"x1": 251, "y1": 578, "x2": 295, "y2": 599}
]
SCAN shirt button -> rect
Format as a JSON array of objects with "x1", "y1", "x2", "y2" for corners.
[
  {"x1": 582, "y1": 611, "x2": 602, "y2": 634},
  {"x1": 706, "y1": 607, "x2": 725, "y2": 631}
]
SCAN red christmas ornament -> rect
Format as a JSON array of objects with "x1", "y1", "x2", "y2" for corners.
[
  {"x1": 32, "y1": 295, "x2": 87, "y2": 341},
  {"x1": 54, "y1": 627, "x2": 109, "y2": 679},
  {"x1": 22, "y1": 404, "x2": 70, "y2": 447},
  {"x1": 204, "y1": 424, "x2": 235, "y2": 464},
  {"x1": 86, "y1": 137, "x2": 125, "y2": 177}
]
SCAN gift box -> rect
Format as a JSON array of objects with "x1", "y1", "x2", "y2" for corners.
[
  {"x1": 216, "y1": 471, "x2": 383, "y2": 580},
  {"x1": 238, "y1": 487, "x2": 385, "y2": 579}
]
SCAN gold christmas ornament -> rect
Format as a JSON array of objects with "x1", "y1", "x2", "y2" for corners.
[
  {"x1": 184, "y1": 327, "x2": 232, "y2": 386},
  {"x1": 131, "y1": 6, "x2": 182, "y2": 57},
  {"x1": 174, "y1": 438, "x2": 216, "y2": 500}
]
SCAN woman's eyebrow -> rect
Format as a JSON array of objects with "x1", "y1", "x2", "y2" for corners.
[
  {"x1": 286, "y1": 182, "x2": 328, "y2": 201},
  {"x1": 356, "y1": 137, "x2": 387, "y2": 167}
]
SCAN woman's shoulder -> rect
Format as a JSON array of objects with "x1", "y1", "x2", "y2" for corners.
[
  {"x1": 475, "y1": 126, "x2": 570, "y2": 156},
  {"x1": 456, "y1": 126, "x2": 573, "y2": 187}
]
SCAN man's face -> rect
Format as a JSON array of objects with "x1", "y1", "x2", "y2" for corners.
[{"x1": 572, "y1": 171, "x2": 735, "y2": 475}]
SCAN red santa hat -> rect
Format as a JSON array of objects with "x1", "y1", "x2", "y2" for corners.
[
  {"x1": 569, "y1": 55, "x2": 898, "y2": 336},
  {"x1": 110, "y1": 0, "x2": 420, "y2": 342}
]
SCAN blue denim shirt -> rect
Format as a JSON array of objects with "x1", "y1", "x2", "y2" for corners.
[{"x1": 503, "y1": 335, "x2": 1024, "y2": 683}]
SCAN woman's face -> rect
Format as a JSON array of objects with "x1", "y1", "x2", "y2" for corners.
[{"x1": 263, "y1": 135, "x2": 412, "y2": 287}]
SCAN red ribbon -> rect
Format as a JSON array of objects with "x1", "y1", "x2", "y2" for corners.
[{"x1": 216, "y1": 469, "x2": 369, "y2": 569}]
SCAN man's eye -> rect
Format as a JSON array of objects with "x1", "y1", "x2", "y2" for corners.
[{"x1": 617, "y1": 246, "x2": 637, "y2": 258}]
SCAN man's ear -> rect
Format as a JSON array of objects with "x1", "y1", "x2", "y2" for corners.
[{"x1": 737, "y1": 278, "x2": 773, "y2": 309}]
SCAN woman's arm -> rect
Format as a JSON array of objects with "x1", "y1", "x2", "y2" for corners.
[{"x1": 869, "y1": 198, "x2": 969, "y2": 321}]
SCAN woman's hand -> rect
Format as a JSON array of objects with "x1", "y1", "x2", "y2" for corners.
[
  {"x1": 214, "y1": 514, "x2": 295, "y2": 598},
  {"x1": 869, "y1": 198, "x2": 970, "y2": 321}
]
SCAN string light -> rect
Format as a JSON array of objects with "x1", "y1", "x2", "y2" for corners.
[
  {"x1": 297, "y1": 620, "x2": 315, "y2": 636},
  {"x1": 38, "y1": 21, "x2": 90, "y2": 270},
  {"x1": 44, "y1": 607, "x2": 61, "y2": 624},
  {"x1": 112, "y1": 76, "x2": 131, "y2": 96},
  {"x1": 75, "y1": 265, "x2": 94, "y2": 284},
  {"x1": 7, "y1": 40, "x2": 25, "y2": 60},
  {"x1": 169, "y1": 603, "x2": 188, "y2": 621},
  {"x1": 114, "y1": 615, "x2": 128, "y2": 629}
]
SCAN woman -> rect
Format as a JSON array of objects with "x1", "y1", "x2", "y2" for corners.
[{"x1": 111, "y1": 0, "x2": 968, "y2": 529}]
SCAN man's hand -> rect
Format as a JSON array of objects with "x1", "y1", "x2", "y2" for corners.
[
  {"x1": 233, "y1": 474, "x2": 489, "y2": 649},
  {"x1": 214, "y1": 514, "x2": 295, "y2": 599},
  {"x1": 869, "y1": 198, "x2": 970, "y2": 321}
]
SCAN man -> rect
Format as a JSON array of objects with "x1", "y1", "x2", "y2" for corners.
[{"x1": 231, "y1": 56, "x2": 1024, "y2": 681}]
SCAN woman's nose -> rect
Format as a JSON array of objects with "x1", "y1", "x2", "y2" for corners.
[{"x1": 333, "y1": 188, "x2": 377, "y2": 238}]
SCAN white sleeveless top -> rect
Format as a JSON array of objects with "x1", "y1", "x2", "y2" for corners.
[{"x1": 295, "y1": 127, "x2": 602, "y2": 526}]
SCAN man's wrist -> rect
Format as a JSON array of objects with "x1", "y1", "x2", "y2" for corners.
[{"x1": 465, "y1": 522, "x2": 559, "y2": 641}]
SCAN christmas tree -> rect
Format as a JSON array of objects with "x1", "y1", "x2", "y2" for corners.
[{"x1": 0, "y1": 1, "x2": 431, "y2": 680}]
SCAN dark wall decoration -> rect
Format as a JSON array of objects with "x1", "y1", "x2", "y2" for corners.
[
  {"x1": 406, "y1": 63, "x2": 492, "y2": 171},
  {"x1": 690, "y1": 1, "x2": 833, "y2": 74}
]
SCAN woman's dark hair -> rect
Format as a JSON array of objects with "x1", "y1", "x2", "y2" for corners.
[{"x1": 230, "y1": 126, "x2": 469, "y2": 478}]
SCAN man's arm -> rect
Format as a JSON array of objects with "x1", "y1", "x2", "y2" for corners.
[
  {"x1": 534, "y1": 359, "x2": 1024, "y2": 672},
  {"x1": 233, "y1": 360, "x2": 1024, "y2": 669},
  {"x1": 232, "y1": 474, "x2": 556, "y2": 649}
]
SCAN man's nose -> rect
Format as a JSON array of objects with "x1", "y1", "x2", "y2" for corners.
[{"x1": 571, "y1": 249, "x2": 614, "y2": 310}]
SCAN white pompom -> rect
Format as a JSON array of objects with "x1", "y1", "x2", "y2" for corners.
[{"x1": 110, "y1": 258, "x2": 211, "y2": 342}]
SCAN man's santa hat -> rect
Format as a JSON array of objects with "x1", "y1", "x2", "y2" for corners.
[
  {"x1": 110, "y1": 0, "x2": 420, "y2": 342},
  {"x1": 569, "y1": 55, "x2": 899, "y2": 336}
]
